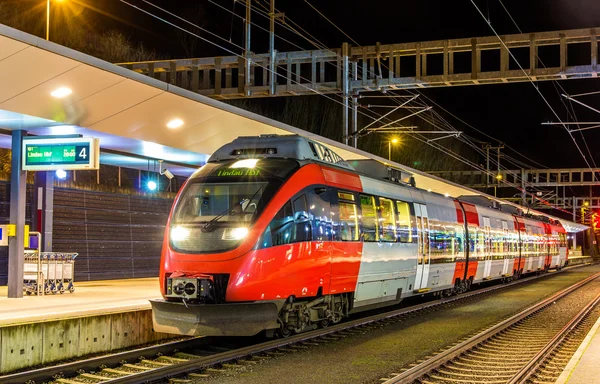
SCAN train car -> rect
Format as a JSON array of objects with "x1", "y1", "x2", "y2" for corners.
[{"x1": 151, "y1": 134, "x2": 568, "y2": 337}]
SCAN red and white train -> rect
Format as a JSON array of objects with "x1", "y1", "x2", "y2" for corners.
[{"x1": 151, "y1": 135, "x2": 568, "y2": 337}]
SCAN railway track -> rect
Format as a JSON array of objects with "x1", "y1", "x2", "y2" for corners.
[
  {"x1": 380, "y1": 271, "x2": 600, "y2": 384},
  {"x1": 1, "y1": 267, "x2": 592, "y2": 384}
]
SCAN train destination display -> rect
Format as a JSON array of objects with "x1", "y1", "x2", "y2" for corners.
[{"x1": 22, "y1": 137, "x2": 100, "y2": 171}]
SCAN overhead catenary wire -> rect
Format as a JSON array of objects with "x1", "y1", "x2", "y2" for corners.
[
  {"x1": 492, "y1": 0, "x2": 599, "y2": 178},
  {"x1": 122, "y1": 0, "x2": 438, "y2": 161},
  {"x1": 121, "y1": 0, "x2": 374, "y2": 125},
  {"x1": 498, "y1": 0, "x2": 598, "y2": 171},
  {"x1": 124, "y1": 0, "x2": 569, "y2": 212}
]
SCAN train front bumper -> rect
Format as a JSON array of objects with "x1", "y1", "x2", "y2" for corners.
[{"x1": 150, "y1": 299, "x2": 279, "y2": 337}]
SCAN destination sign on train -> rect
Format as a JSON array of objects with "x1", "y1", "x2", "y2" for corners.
[{"x1": 22, "y1": 137, "x2": 100, "y2": 171}]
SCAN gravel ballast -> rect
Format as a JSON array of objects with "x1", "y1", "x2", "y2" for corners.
[{"x1": 191, "y1": 265, "x2": 600, "y2": 384}]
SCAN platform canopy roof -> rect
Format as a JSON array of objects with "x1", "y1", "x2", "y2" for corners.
[{"x1": 0, "y1": 24, "x2": 587, "y2": 232}]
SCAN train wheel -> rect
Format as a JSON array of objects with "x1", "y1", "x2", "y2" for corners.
[
  {"x1": 318, "y1": 319, "x2": 330, "y2": 328},
  {"x1": 277, "y1": 318, "x2": 292, "y2": 338}
]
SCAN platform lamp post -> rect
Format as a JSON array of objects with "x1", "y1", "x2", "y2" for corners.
[
  {"x1": 388, "y1": 138, "x2": 399, "y2": 161},
  {"x1": 46, "y1": 0, "x2": 65, "y2": 41}
]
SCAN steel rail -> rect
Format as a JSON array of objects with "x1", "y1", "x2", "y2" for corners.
[
  {"x1": 381, "y1": 271, "x2": 600, "y2": 384},
  {"x1": 0, "y1": 338, "x2": 205, "y2": 384},
  {"x1": 2, "y1": 265, "x2": 587, "y2": 384},
  {"x1": 508, "y1": 292, "x2": 600, "y2": 384},
  {"x1": 101, "y1": 269, "x2": 588, "y2": 384}
]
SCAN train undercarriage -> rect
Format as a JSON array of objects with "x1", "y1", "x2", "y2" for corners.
[{"x1": 272, "y1": 292, "x2": 352, "y2": 338}]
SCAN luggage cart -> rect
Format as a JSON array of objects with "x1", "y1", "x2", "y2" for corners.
[{"x1": 23, "y1": 232, "x2": 78, "y2": 296}]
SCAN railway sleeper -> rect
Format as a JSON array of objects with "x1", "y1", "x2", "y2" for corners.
[
  {"x1": 451, "y1": 360, "x2": 524, "y2": 369},
  {"x1": 456, "y1": 355, "x2": 528, "y2": 364},
  {"x1": 467, "y1": 350, "x2": 536, "y2": 360},
  {"x1": 436, "y1": 368, "x2": 514, "y2": 379},
  {"x1": 476, "y1": 344, "x2": 542, "y2": 353},
  {"x1": 428, "y1": 373, "x2": 507, "y2": 384},
  {"x1": 444, "y1": 364, "x2": 520, "y2": 373}
]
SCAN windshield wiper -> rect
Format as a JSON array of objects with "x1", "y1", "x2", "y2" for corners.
[{"x1": 201, "y1": 185, "x2": 264, "y2": 232}]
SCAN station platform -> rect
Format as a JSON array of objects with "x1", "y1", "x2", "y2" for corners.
[
  {"x1": 0, "y1": 278, "x2": 174, "y2": 375},
  {"x1": 557, "y1": 313, "x2": 600, "y2": 384},
  {"x1": 0, "y1": 277, "x2": 160, "y2": 326}
]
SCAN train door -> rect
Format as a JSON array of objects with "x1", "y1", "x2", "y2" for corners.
[
  {"x1": 413, "y1": 203, "x2": 430, "y2": 291},
  {"x1": 482, "y1": 217, "x2": 492, "y2": 279},
  {"x1": 501, "y1": 220, "x2": 510, "y2": 276}
]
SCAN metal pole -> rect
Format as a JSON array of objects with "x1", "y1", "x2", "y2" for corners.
[
  {"x1": 352, "y1": 62, "x2": 358, "y2": 148},
  {"x1": 43, "y1": 171, "x2": 54, "y2": 252},
  {"x1": 244, "y1": 0, "x2": 252, "y2": 97},
  {"x1": 8, "y1": 130, "x2": 26, "y2": 298},
  {"x1": 352, "y1": 93, "x2": 358, "y2": 148},
  {"x1": 521, "y1": 169, "x2": 526, "y2": 206},
  {"x1": 486, "y1": 146, "x2": 490, "y2": 187},
  {"x1": 342, "y1": 42, "x2": 349, "y2": 146},
  {"x1": 46, "y1": 0, "x2": 50, "y2": 41},
  {"x1": 269, "y1": 0, "x2": 276, "y2": 95},
  {"x1": 388, "y1": 142, "x2": 391, "y2": 160}
]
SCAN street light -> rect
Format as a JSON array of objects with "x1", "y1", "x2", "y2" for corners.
[
  {"x1": 46, "y1": 0, "x2": 65, "y2": 41},
  {"x1": 388, "y1": 138, "x2": 399, "y2": 161}
]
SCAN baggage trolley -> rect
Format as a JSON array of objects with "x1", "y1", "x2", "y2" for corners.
[{"x1": 22, "y1": 232, "x2": 78, "y2": 296}]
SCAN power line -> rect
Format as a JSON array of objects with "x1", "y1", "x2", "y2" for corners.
[
  {"x1": 470, "y1": 0, "x2": 597, "y2": 179},
  {"x1": 495, "y1": 0, "x2": 599, "y2": 175}
]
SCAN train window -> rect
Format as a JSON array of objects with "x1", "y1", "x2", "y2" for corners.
[
  {"x1": 455, "y1": 226, "x2": 464, "y2": 255},
  {"x1": 293, "y1": 194, "x2": 312, "y2": 242},
  {"x1": 338, "y1": 191, "x2": 355, "y2": 201},
  {"x1": 429, "y1": 220, "x2": 455, "y2": 261},
  {"x1": 263, "y1": 201, "x2": 294, "y2": 247},
  {"x1": 309, "y1": 187, "x2": 333, "y2": 241},
  {"x1": 396, "y1": 201, "x2": 413, "y2": 243},
  {"x1": 360, "y1": 195, "x2": 379, "y2": 242},
  {"x1": 468, "y1": 226, "x2": 477, "y2": 254},
  {"x1": 379, "y1": 197, "x2": 396, "y2": 242},
  {"x1": 338, "y1": 201, "x2": 359, "y2": 241}
]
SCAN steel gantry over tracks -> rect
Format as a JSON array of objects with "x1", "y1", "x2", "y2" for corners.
[
  {"x1": 118, "y1": 27, "x2": 600, "y2": 99},
  {"x1": 429, "y1": 168, "x2": 600, "y2": 189}
]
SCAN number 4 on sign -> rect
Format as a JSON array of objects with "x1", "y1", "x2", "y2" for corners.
[{"x1": 79, "y1": 147, "x2": 86, "y2": 159}]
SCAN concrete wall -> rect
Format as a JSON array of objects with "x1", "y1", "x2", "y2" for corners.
[
  {"x1": 0, "y1": 183, "x2": 174, "y2": 284},
  {"x1": 0, "y1": 309, "x2": 174, "y2": 374}
]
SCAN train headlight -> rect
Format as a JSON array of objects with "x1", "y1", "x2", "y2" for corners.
[
  {"x1": 171, "y1": 226, "x2": 190, "y2": 241},
  {"x1": 222, "y1": 227, "x2": 249, "y2": 240}
]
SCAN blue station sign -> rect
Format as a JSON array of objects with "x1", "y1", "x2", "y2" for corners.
[{"x1": 22, "y1": 136, "x2": 100, "y2": 171}]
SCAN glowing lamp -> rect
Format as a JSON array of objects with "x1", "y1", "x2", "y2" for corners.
[
  {"x1": 231, "y1": 159, "x2": 258, "y2": 169},
  {"x1": 50, "y1": 87, "x2": 72, "y2": 98}
]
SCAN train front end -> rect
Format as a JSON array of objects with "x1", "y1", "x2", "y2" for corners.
[{"x1": 151, "y1": 136, "x2": 312, "y2": 337}]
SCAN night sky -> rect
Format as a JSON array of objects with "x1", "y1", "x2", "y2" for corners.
[{"x1": 4, "y1": 0, "x2": 600, "y2": 169}]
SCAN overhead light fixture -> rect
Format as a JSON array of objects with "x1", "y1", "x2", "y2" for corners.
[
  {"x1": 55, "y1": 169, "x2": 67, "y2": 179},
  {"x1": 166, "y1": 118, "x2": 184, "y2": 129},
  {"x1": 147, "y1": 180, "x2": 157, "y2": 191},
  {"x1": 50, "y1": 87, "x2": 72, "y2": 98},
  {"x1": 231, "y1": 159, "x2": 258, "y2": 169}
]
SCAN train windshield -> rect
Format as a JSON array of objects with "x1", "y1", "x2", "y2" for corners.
[{"x1": 170, "y1": 159, "x2": 299, "y2": 253}]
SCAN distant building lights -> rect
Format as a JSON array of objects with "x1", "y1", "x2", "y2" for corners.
[
  {"x1": 50, "y1": 87, "x2": 72, "y2": 98},
  {"x1": 166, "y1": 118, "x2": 184, "y2": 129},
  {"x1": 55, "y1": 169, "x2": 67, "y2": 179},
  {"x1": 147, "y1": 180, "x2": 157, "y2": 191}
]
